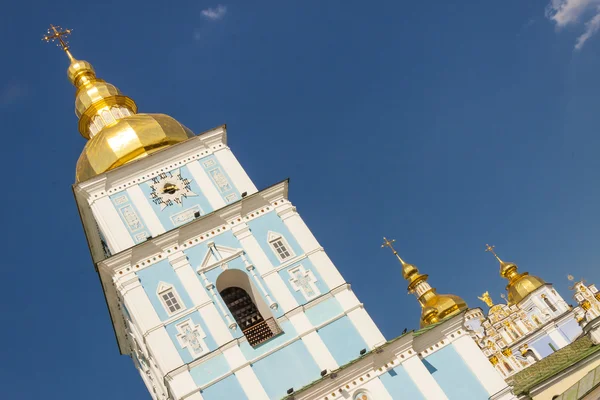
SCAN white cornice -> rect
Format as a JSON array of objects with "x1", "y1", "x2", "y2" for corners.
[{"x1": 73, "y1": 125, "x2": 228, "y2": 202}]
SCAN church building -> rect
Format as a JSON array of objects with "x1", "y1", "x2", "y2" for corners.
[{"x1": 45, "y1": 25, "x2": 599, "y2": 400}]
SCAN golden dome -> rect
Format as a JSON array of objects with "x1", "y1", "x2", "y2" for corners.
[
  {"x1": 76, "y1": 114, "x2": 194, "y2": 182},
  {"x1": 43, "y1": 26, "x2": 195, "y2": 182},
  {"x1": 485, "y1": 245, "x2": 545, "y2": 305},
  {"x1": 381, "y1": 237, "x2": 468, "y2": 328}
]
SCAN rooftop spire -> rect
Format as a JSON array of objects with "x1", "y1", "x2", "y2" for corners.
[
  {"x1": 485, "y1": 244, "x2": 503, "y2": 264},
  {"x1": 381, "y1": 237, "x2": 467, "y2": 327},
  {"x1": 42, "y1": 24, "x2": 75, "y2": 61}
]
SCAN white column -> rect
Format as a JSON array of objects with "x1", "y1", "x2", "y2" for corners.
[
  {"x1": 186, "y1": 161, "x2": 227, "y2": 210},
  {"x1": 91, "y1": 196, "x2": 135, "y2": 252},
  {"x1": 276, "y1": 204, "x2": 345, "y2": 288},
  {"x1": 146, "y1": 328, "x2": 186, "y2": 378},
  {"x1": 402, "y1": 355, "x2": 449, "y2": 400},
  {"x1": 232, "y1": 224, "x2": 299, "y2": 312},
  {"x1": 119, "y1": 277, "x2": 161, "y2": 334},
  {"x1": 169, "y1": 252, "x2": 234, "y2": 345},
  {"x1": 126, "y1": 186, "x2": 166, "y2": 237},
  {"x1": 546, "y1": 326, "x2": 569, "y2": 348},
  {"x1": 288, "y1": 312, "x2": 338, "y2": 371},
  {"x1": 169, "y1": 372, "x2": 204, "y2": 400},
  {"x1": 452, "y1": 336, "x2": 511, "y2": 397},
  {"x1": 334, "y1": 288, "x2": 386, "y2": 348},
  {"x1": 214, "y1": 148, "x2": 258, "y2": 195},
  {"x1": 222, "y1": 346, "x2": 270, "y2": 400}
]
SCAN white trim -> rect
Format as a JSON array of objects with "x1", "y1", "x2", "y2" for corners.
[
  {"x1": 268, "y1": 231, "x2": 296, "y2": 262},
  {"x1": 157, "y1": 283, "x2": 186, "y2": 317}
]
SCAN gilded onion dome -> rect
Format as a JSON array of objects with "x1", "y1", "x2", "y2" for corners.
[
  {"x1": 44, "y1": 25, "x2": 195, "y2": 182},
  {"x1": 485, "y1": 245, "x2": 545, "y2": 305},
  {"x1": 382, "y1": 238, "x2": 468, "y2": 327}
]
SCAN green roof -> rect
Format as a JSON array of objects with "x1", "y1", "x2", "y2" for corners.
[{"x1": 511, "y1": 335, "x2": 600, "y2": 396}]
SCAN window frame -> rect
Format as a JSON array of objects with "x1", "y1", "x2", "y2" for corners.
[
  {"x1": 268, "y1": 233, "x2": 295, "y2": 262},
  {"x1": 158, "y1": 285, "x2": 186, "y2": 316}
]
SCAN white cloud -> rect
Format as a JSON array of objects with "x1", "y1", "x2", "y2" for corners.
[
  {"x1": 202, "y1": 5, "x2": 227, "y2": 20},
  {"x1": 546, "y1": 0, "x2": 600, "y2": 49}
]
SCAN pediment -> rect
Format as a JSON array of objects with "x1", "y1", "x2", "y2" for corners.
[{"x1": 199, "y1": 243, "x2": 243, "y2": 271}]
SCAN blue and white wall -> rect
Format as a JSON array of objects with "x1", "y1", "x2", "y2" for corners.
[{"x1": 84, "y1": 126, "x2": 385, "y2": 400}]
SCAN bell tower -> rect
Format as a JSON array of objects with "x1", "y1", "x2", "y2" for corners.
[{"x1": 50, "y1": 26, "x2": 386, "y2": 399}]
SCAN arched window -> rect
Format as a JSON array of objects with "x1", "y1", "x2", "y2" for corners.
[
  {"x1": 542, "y1": 295, "x2": 557, "y2": 312},
  {"x1": 353, "y1": 391, "x2": 372, "y2": 400},
  {"x1": 217, "y1": 270, "x2": 283, "y2": 347},
  {"x1": 503, "y1": 361, "x2": 513, "y2": 373}
]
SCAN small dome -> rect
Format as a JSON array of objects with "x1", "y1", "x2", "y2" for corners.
[
  {"x1": 420, "y1": 292, "x2": 467, "y2": 328},
  {"x1": 506, "y1": 273, "x2": 545, "y2": 304},
  {"x1": 76, "y1": 113, "x2": 195, "y2": 182}
]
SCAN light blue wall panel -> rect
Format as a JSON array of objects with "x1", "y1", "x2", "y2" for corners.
[
  {"x1": 317, "y1": 316, "x2": 367, "y2": 366},
  {"x1": 190, "y1": 353, "x2": 231, "y2": 388},
  {"x1": 424, "y1": 344, "x2": 489, "y2": 399},
  {"x1": 197, "y1": 156, "x2": 240, "y2": 204},
  {"x1": 559, "y1": 318, "x2": 582, "y2": 342},
  {"x1": 136, "y1": 260, "x2": 192, "y2": 321},
  {"x1": 240, "y1": 320, "x2": 298, "y2": 360},
  {"x1": 305, "y1": 297, "x2": 344, "y2": 327},
  {"x1": 109, "y1": 191, "x2": 150, "y2": 244},
  {"x1": 278, "y1": 258, "x2": 329, "y2": 305},
  {"x1": 251, "y1": 339, "x2": 321, "y2": 399},
  {"x1": 247, "y1": 211, "x2": 303, "y2": 267},
  {"x1": 139, "y1": 165, "x2": 213, "y2": 231},
  {"x1": 201, "y1": 374, "x2": 248, "y2": 400},
  {"x1": 379, "y1": 366, "x2": 425, "y2": 399},
  {"x1": 165, "y1": 311, "x2": 218, "y2": 363},
  {"x1": 531, "y1": 335, "x2": 558, "y2": 358}
]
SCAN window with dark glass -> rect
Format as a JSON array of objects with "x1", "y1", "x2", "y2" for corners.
[
  {"x1": 220, "y1": 286, "x2": 282, "y2": 346},
  {"x1": 543, "y1": 296, "x2": 557, "y2": 312}
]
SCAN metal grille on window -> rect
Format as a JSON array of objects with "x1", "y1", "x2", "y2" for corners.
[
  {"x1": 272, "y1": 239, "x2": 291, "y2": 259},
  {"x1": 162, "y1": 290, "x2": 181, "y2": 313},
  {"x1": 220, "y1": 287, "x2": 282, "y2": 347}
]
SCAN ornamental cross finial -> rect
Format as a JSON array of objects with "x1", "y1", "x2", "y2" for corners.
[
  {"x1": 485, "y1": 244, "x2": 503, "y2": 263},
  {"x1": 42, "y1": 24, "x2": 74, "y2": 60},
  {"x1": 381, "y1": 237, "x2": 407, "y2": 265}
]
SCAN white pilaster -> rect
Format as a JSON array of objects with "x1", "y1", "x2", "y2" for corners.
[
  {"x1": 452, "y1": 336, "x2": 511, "y2": 397},
  {"x1": 126, "y1": 186, "x2": 166, "y2": 237},
  {"x1": 288, "y1": 312, "x2": 338, "y2": 371},
  {"x1": 214, "y1": 148, "x2": 258, "y2": 195},
  {"x1": 232, "y1": 223, "x2": 299, "y2": 312},
  {"x1": 168, "y1": 371, "x2": 205, "y2": 400},
  {"x1": 119, "y1": 277, "x2": 161, "y2": 333},
  {"x1": 307, "y1": 251, "x2": 346, "y2": 290},
  {"x1": 221, "y1": 346, "x2": 270, "y2": 400},
  {"x1": 546, "y1": 326, "x2": 569, "y2": 348},
  {"x1": 402, "y1": 355, "x2": 449, "y2": 400},
  {"x1": 235, "y1": 366, "x2": 270, "y2": 400},
  {"x1": 91, "y1": 196, "x2": 135, "y2": 252},
  {"x1": 146, "y1": 328, "x2": 185, "y2": 374},
  {"x1": 186, "y1": 161, "x2": 227, "y2": 210},
  {"x1": 334, "y1": 288, "x2": 386, "y2": 348},
  {"x1": 169, "y1": 252, "x2": 234, "y2": 345}
]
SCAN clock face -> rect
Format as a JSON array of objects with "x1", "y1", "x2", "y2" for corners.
[{"x1": 148, "y1": 169, "x2": 197, "y2": 210}]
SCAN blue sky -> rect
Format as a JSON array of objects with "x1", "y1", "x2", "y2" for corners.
[{"x1": 1, "y1": 0, "x2": 600, "y2": 398}]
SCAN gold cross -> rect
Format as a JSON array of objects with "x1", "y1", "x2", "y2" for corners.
[
  {"x1": 381, "y1": 237, "x2": 397, "y2": 252},
  {"x1": 485, "y1": 244, "x2": 497, "y2": 256},
  {"x1": 42, "y1": 25, "x2": 74, "y2": 59}
]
